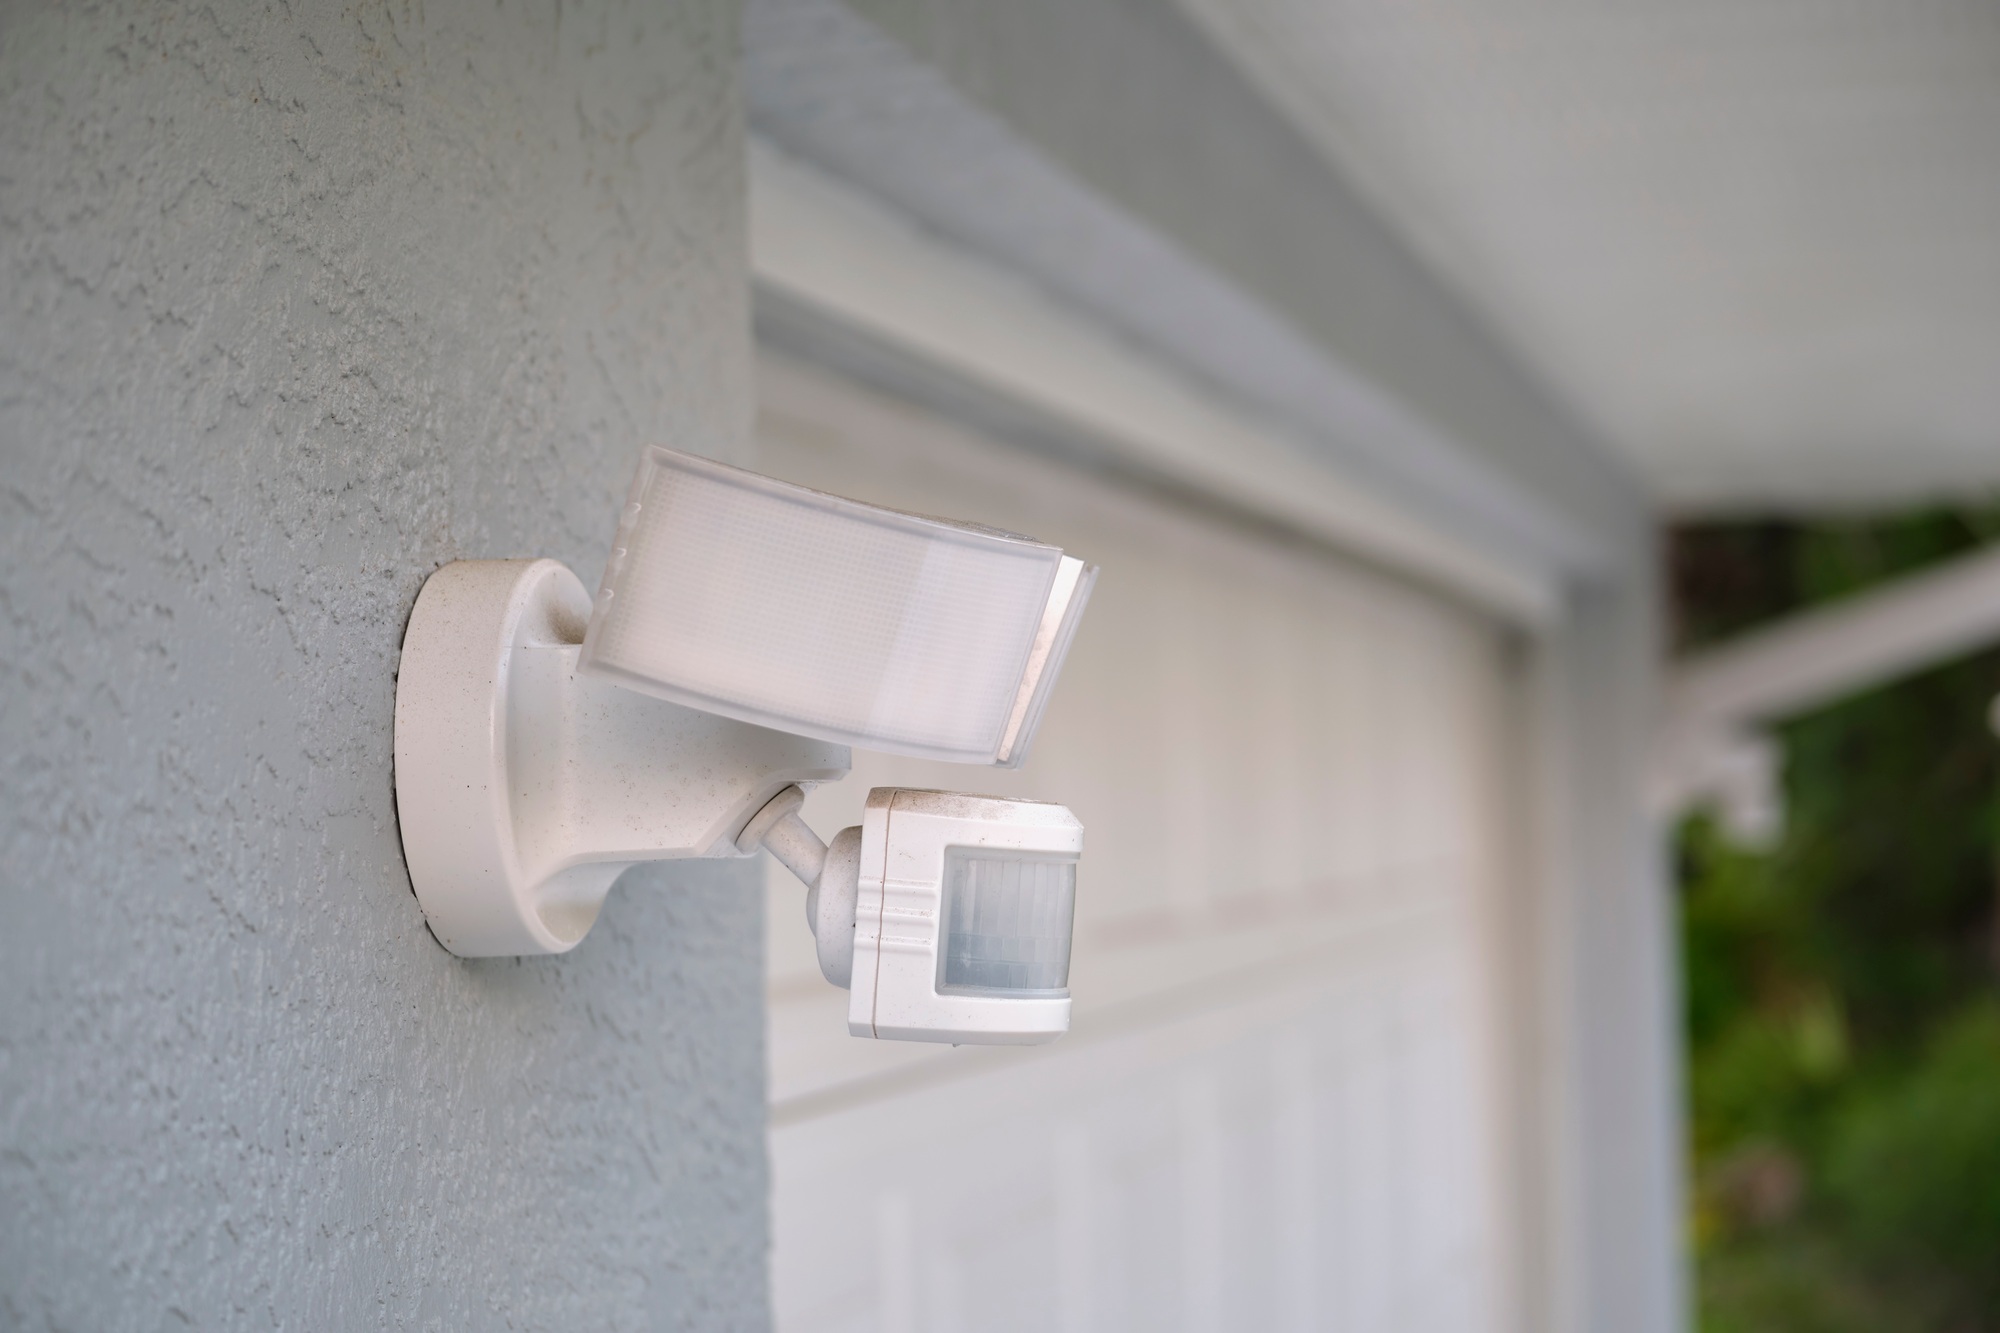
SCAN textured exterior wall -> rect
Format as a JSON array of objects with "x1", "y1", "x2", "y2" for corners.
[{"x1": 0, "y1": 3, "x2": 765, "y2": 1329}]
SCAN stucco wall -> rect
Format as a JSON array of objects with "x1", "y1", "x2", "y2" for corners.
[{"x1": 0, "y1": 3, "x2": 765, "y2": 1328}]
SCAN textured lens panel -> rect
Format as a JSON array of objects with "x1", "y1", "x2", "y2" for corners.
[
  {"x1": 582, "y1": 448, "x2": 1074, "y2": 763},
  {"x1": 939, "y1": 850, "x2": 1077, "y2": 993}
]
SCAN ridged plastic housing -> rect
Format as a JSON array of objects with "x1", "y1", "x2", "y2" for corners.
[
  {"x1": 848, "y1": 788, "x2": 1083, "y2": 1045},
  {"x1": 579, "y1": 447, "x2": 1095, "y2": 766}
]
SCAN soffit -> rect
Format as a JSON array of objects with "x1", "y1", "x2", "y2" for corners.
[{"x1": 1179, "y1": 0, "x2": 2000, "y2": 511}]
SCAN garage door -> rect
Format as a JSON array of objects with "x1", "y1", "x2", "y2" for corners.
[{"x1": 758, "y1": 352, "x2": 1520, "y2": 1333}]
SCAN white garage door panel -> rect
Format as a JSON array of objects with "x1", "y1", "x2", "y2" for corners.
[
  {"x1": 757, "y1": 352, "x2": 1516, "y2": 1332},
  {"x1": 774, "y1": 925, "x2": 1493, "y2": 1333}
]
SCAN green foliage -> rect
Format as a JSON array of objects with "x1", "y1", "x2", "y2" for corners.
[
  {"x1": 1696, "y1": 1230, "x2": 1950, "y2": 1333},
  {"x1": 1675, "y1": 505, "x2": 2000, "y2": 1330},
  {"x1": 1826, "y1": 1002, "x2": 2000, "y2": 1286}
]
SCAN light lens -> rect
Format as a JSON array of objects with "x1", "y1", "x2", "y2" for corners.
[
  {"x1": 581, "y1": 447, "x2": 1092, "y2": 764},
  {"x1": 938, "y1": 850, "x2": 1077, "y2": 993}
]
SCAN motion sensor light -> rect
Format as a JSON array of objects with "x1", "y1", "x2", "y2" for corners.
[{"x1": 392, "y1": 449, "x2": 1096, "y2": 1046}]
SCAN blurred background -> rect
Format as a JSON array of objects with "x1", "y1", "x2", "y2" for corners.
[
  {"x1": 1673, "y1": 512, "x2": 2000, "y2": 1332},
  {"x1": 745, "y1": 2, "x2": 2000, "y2": 1328}
]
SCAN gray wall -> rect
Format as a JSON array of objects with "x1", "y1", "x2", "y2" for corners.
[{"x1": 0, "y1": 2, "x2": 766, "y2": 1328}]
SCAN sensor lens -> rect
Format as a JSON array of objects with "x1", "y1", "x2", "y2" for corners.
[{"x1": 939, "y1": 850, "x2": 1076, "y2": 992}]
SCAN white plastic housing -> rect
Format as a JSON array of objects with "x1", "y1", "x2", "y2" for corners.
[
  {"x1": 579, "y1": 447, "x2": 1096, "y2": 767},
  {"x1": 393, "y1": 560, "x2": 850, "y2": 956},
  {"x1": 807, "y1": 826, "x2": 863, "y2": 990},
  {"x1": 848, "y1": 788, "x2": 1083, "y2": 1045}
]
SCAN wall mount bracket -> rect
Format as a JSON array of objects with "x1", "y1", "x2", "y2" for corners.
[{"x1": 392, "y1": 559, "x2": 850, "y2": 957}]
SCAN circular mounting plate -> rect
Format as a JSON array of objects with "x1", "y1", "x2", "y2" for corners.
[{"x1": 392, "y1": 560, "x2": 850, "y2": 957}]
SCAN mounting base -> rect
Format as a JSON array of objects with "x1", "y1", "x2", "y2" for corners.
[{"x1": 393, "y1": 559, "x2": 850, "y2": 956}]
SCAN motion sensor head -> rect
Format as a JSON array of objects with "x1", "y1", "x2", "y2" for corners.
[
  {"x1": 743, "y1": 784, "x2": 1083, "y2": 1045},
  {"x1": 846, "y1": 788, "x2": 1082, "y2": 1046}
]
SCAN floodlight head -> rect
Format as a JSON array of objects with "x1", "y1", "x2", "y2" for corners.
[{"x1": 579, "y1": 446, "x2": 1096, "y2": 767}]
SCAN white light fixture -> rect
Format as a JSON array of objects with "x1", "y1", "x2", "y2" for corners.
[{"x1": 393, "y1": 451, "x2": 1096, "y2": 1046}]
